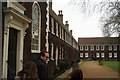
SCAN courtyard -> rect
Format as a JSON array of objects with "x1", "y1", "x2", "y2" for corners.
[{"x1": 54, "y1": 61, "x2": 120, "y2": 80}]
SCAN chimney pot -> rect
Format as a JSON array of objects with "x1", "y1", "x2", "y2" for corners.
[
  {"x1": 66, "y1": 21, "x2": 68, "y2": 24},
  {"x1": 58, "y1": 10, "x2": 63, "y2": 22},
  {"x1": 65, "y1": 21, "x2": 69, "y2": 30},
  {"x1": 58, "y1": 10, "x2": 60, "y2": 15},
  {"x1": 61, "y1": 10, "x2": 62, "y2": 14}
]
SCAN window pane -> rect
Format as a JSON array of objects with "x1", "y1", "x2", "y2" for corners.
[
  {"x1": 31, "y1": 2, "x2": 41, "y2": 52},
  {"x1": 109, "y1": 53, "x2": 112, "y2": 58},
  {"x1": 114, "y1": 53, "x2": 117, "y2": 58}
]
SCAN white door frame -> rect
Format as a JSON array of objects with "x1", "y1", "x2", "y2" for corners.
[{"x1": 2, "y1": 6, "x2": 31, "y2": 78}]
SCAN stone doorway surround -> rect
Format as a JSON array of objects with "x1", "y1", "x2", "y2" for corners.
[{"x1": 2, "y1": 2, "x2": 31, "y2": 78}]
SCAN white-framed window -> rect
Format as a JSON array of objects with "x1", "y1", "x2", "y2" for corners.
[
  {"x1": 101, "y1": 45, "x2": 104, "y2": 50},
  {"x1": 114, "y1": 53, "x2": 117, "y2": 58},
  {"x1": 96, "y1": 53, "x2": 100, "y2": 58},
  {"x1": 61, "y1": 47, "x2": 64, "y2": 59},
  {"x1": 59, "y1": 26, "x2": 61, "y2": 39},
  {"x1": 56, "y1": 22, "x2": 58, "y2": 36},
  {"x1": 91, "y1": 45, "x2": 94, "y2": 50},
  {"x1": 65, "y1": 31, "x2": 66, "y2": 41},
  {"x1": 85, "y1": 46, "x2": 88, "y2": 50},
  {"x1": 80, "y1": 53, "x2": 83, "y2": 57},
  {"x1": 80, "y1": 46, "x2": 83, "y2": 50},
  {"x1": 109, "y1": 45, "x2": 112, "y2": 50},
  {"x1": 101, "y1": 53, "x2": 105, "y2": 58},
  {"x1": 113, "y1": 45, "x2": 117, "y2": 50},
  {"x1": 62, "y1": 28, "x2": 64, "y2": 40},
  {"x1": 109, "y1": 53, "x2": 112, "y2": 58},
  {"x1": 51, "y1": 43, "x2": 54, "y2": 60},
  {"x1": 96, "y1": 45, "x2": 99, "y2": 50},
  {"x1": 55, "y1": 46, "x2": 58, "y2": 65},
  {"x1": 59, "y1": 46, "x2": 61, "y2": 59},
  {"x1": 51, "y1": 18, "x2": 54, "y2": 34},
  {"x1": 85, "y1": 53, "x2": 88, "y2": 57},
  {"x1": 31, "y1": 1, "x2": 41, "y2": 53}
]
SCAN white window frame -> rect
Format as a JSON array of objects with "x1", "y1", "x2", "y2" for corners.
[
  {"x1": 96, "y1": 53, "x2": 100, "y2": 58},
  {"x1": 80, "y1": 53, "x2": 83, "y2": 57},
  {"x1": 101, "y1": 53, "x2": 104, "y2": 58},
  {"x1": 31, "y1": 1, "x2": 41, "y2": 53},
  {"x1": 113, "y1": 45, "x2": 117, "y2": 50},
  {"x1": 62, "y1": 28, "x2": 64, "y2": 40},
  {"x1": 51, "y1": 18, "x2": 54, "y2": 34},
  {"x1": 91, "y1": 45, "x2": 94, "y2": 50},
  {"x1": 85, "y1": 53, "x2": 88, "y2": 57},
  {"x1": 80, "y1": 46, "x2": 83, "y2": 50},
  {"x1": 101, "y1": 45, "x2": 104, "y2": 50},
  {"x1": 55, "y1": 46, "x2": 58, "y2": 65},
  {"x1": 114, "y1": 53, "x2": 117, "y2": 58},
  {"x1": 85, "y1": 45, "x2": 88, "y2": 50},
  {"x1": 109, "y1": 53, "x2": 112, "y2": 58},
  {"x1": 96, "y1": 45, "x2": 99, "y2": 50},
  {"x1": 56, "y1": 22, "x2": 58, "y2": 36},
  {"x1": 51, "y1": 43, "x2": 54, "y2": 60},
  {"x1": 59, "y1": 26, "x2": 61, "y2": 39},
  {"x1": 109, "y1": 45, "x2": 112, "y2": 50},
  {"x1": 59, "y1": 46, "x2": 61, "y2": 59}
]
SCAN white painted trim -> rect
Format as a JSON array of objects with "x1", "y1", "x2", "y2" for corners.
[
  {"x1": 46, "y1": 0, "x2": 49, "y2": 52},
  {"x1": 31, "y1": 1, "x2": 41, "y2": 53},
  {"x1": 7, "y1": 2, "x2": 26, "y2": 14},
  {"x1": 2, "y1": 7, "x2": 31, "y2": 78}
]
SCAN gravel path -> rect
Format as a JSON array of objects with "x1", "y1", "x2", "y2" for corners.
[
  {"x1": 54, "y1": 61, "x2": 120, "y2": 80},
  {"x1": 80, "y1": 61, "x2": 119, "y2": 80}
]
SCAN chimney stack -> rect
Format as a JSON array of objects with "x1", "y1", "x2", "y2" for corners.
[
  {"x1": 49, "y1": 0, "x2": 52, "y2": 10},
  {"x1": 58, "y1": 10, "x2": 63, "y2": 22},
  {"x1": 65, "y1": 21, "x2": 69, "y2": 30},
  {"x1": 70, "y1": 30, "x2": 72, "y2": 35}
]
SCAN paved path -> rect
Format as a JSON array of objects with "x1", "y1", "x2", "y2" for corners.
[
  {"x1": 54, "y1": 61, "x2": 120, "y2": 80},
  {"x1": 80, "y1": 61, "x2": 119, "y2": 80}
]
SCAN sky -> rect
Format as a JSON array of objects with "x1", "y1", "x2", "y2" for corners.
[{"x1": 52, "y1": 0, "x2": 103, "y2": 41}]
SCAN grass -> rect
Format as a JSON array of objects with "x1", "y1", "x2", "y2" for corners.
[{"x1": 102, "y1": 61, "x2": 120, "y2": 73}]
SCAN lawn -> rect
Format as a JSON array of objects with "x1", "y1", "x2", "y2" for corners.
[{"x1": 102, "y1": 61, "x2": 120, "y2": 73}]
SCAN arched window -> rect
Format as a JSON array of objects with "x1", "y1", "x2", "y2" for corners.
[{"x1": 31, "y1": 1, "x2": 41, "y2": 53}]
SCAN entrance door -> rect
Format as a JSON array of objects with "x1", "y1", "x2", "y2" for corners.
[
  {"x1": 91, "y1": 53, "x2": 96, "y2": 60},
  {"x1": 7, "y1": 28, "x2": 18, "y2": 79}
]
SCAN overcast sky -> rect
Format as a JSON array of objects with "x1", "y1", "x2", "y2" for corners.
[{"x1": 52, "y1": 0, "x2": 103, "y2": 41}]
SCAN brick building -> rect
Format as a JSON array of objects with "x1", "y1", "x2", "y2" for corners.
[
  {"x1": 1, "y1": 1, "x2": 79, "y2": 79},
  {"x1": 78, "y1": 37, "x2": 120, "y2": 61}
]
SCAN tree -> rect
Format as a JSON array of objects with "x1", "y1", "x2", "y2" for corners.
[
  {"x1": 100, "y1": 0, "x2": 120, "y2": 37},
  {"x1": 69, "y1": 0, "x2": 120, "y2": 37}
]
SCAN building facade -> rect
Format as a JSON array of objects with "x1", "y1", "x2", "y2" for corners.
[
  {"x1": 0, "y1": 1, "x2": 2, "y2": 79},
  {"x1": 78, "y1": 37, "x2": 120, "y2": 61},
  {"x1": 1, "y1": 1, "x2": 79, "y2": 79}
]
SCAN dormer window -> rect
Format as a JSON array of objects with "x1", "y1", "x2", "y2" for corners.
[
  {"x1": 80, "y1": 46, "x2": 83, "y2": 50},
  {"x1": 101, "y1": 45, "x2": 104, "y2": 50},
  {"x1": 85, "y1": 45, "x2": 88, "y2": 50},
  {"x1": 96, "y1": 45, "x2": 99, "y2": 50},
  {"x1": 113, "y1": 45, "x2": 117, "y2": 50},
  {"x1": 91, "y1": 45, "x2": 94, "y2": 50},
  {"x1": 109, "y1": 45, "x2": 112, "y2": 50}
]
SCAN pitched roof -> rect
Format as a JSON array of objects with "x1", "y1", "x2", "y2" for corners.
[{"x1": 78, "y1": 37, "x2": 119, "y2": 44}]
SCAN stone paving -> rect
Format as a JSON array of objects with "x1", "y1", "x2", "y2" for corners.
[{"x1": 53, "y1": 61, "x2": 120, "y2": 80}]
